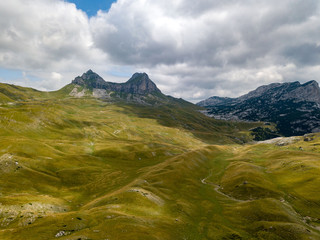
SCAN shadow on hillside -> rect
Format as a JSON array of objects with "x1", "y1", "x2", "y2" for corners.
[{"x1": 113, "y1": 102, "x2": 258, "y2": 144}]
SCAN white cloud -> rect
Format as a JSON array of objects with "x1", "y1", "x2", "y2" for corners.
[
  {"x1": 0, "y1": 0, "x2": 108, "y2": 89},
  {"x1": 1, "y1": 0, "x2": 320, "y2": 102},
  {"x1": 51, "y1": 72, "x2": 62, "y2": 81},
  {"x1": 89, "y1": 0, "x2": 320, "y2": 102}
]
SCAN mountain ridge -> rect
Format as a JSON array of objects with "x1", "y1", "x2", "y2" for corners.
[
  {"x1": 71, "y1": 70, "x2": 161, "y2": 95},
  {"x1": 197, "y1": 80, "x2": 320, "y2": 136},
  {"x1": 67, "y1": 70, "x2": 169, "y2": 105},
  {"x1": 198, "y1": 80, "x2": 320, "y2": 107}
]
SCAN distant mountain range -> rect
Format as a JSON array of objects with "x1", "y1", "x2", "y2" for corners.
[
  {"x1": 197, "y1": 80, "x2": 320, "y2": 136},
  {"x1": 2, "y1": 69, "x2": 320, "y2": 138}
]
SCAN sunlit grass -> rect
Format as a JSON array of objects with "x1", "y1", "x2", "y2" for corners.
[{"x1": 0, "y1": 83, "x2": 319, "y2": 239}]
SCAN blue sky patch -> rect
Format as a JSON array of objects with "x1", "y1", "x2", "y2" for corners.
[
  {"x1": 0, "y1": 68, "x2": 24, "y2": 81},
  {"x1": 66, "y1": 0, "x2": 116, "y2": 16}
]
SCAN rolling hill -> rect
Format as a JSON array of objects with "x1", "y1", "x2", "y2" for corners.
[{"x1": 0, "y1": 72, "x2": 319, "y2": 239}]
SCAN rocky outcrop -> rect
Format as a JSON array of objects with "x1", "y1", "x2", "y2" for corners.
[
  {"x1": 197, "y1": 96, "x2": 234, "y2": 107},
  {"x1": 123, "y1": 72, "x2": 160, "y2": 94},
  {"x1": 197, "y1": 80, "x2": 320, "y2": 136},
  {"x1": 70, "y1": 70, "x2": 166, "y2": 105},
  {"x1": 72, "y1": 70, "x2": 161, "y2": 95}
]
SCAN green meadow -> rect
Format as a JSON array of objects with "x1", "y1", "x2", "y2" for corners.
[{"x1": 0, "y1": 83, "x2": 319, "y2": 239}]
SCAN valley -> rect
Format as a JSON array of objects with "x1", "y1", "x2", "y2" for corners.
[
  {"x1": 0, "y1": 74, "x2": 319, "y2": 239},
  {"x1": 2, "y1": 0, "x2": 320, "y2": 239}
]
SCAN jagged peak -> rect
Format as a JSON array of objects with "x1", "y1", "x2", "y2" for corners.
[
  {"x1": 72, "y1": 69, "x2": 106, "y2": 89},
  {"x1": 303, "y1": 80, "x2": 319, "y2": 87},
  {"x1": 70, "y1": 70, "x2": 161, "y2": 95},
  {"x1": 127, "y1": 72, "x2": 151, "y2": 83},
  {"x1": 198, "y1": 80, "x2": 320, "y2": 107},
  {"x1": 131, "y1": 72, "x2": 148, "y2": 78},
  {"x1": 236, "y1": 80, "x2": 320, "y2": 102},
  {"x1": 125, "y1": 72, "x2": 161, "y2": 94},
  {"x1": 80, "y1": 69, "x2": 104, "y2": 80}
]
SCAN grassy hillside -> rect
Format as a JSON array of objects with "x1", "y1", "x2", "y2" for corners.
[
  {"x1": 0, "y1": 83, "x2": 319, "y2": 239},
  {"x1": 0, "y1": 83, "x2": 46, "y2": 103}
]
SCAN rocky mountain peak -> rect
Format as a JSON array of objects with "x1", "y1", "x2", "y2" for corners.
[
  {"x1": 293, "y1": 80, "x2": 320, "y2": 104},
  {"x1": 197, "y1": 80, "x2": 320, "y2": 137},
  {"x1": 81, "y1": 69, "x2": 101, "y2": 80},
  {"x1": 72, "y1": 69, "x2": 106, "y2": 89},
  {"x1": 129, "y1": 72, "x2": 149, "y2": 81},
  {"x1": 234, "y1": 80, "x2": 320, "y2": 104},
  {"x1": 279, "y1": 80, "x2": 320, "y2": 104},
  {"x1": 125, "y1": 72, "x2": 161, "y2": 94},
  {"x1": 304, "y1": 80, "x2": 318, "y2": 86},
  {"x1": 71, "y1": 70, "x2": 162, "y2": 97}
]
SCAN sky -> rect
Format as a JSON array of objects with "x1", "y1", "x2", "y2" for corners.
[
  {"x1": 0, "y1": 0, "x2": 320, "y2": 102},
  {"x1": 65, "y1": 0, "x2": 115, "y2": 17}
]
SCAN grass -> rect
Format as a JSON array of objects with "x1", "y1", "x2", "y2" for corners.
[{"x1": 0, "y1": 83, "x2": 319, "y2": 239}]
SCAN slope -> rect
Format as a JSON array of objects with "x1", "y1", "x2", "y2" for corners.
[
  {"x1": 0, "y1": 83, "x2": 45, "y2": 103},
  {"x1": 0, "y1": 81, "x2": 319, "y2": 239}
]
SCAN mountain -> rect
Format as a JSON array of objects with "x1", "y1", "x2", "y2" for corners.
[
  {"x1": 72, "y1": 70, "x2": 161, "y2": 95},
  {"x1": 66, "y1": 70, "x2": 166, "y2": 105},
  {"x1": 0, "y1": 74, "x2": 320, "y2": 240},
  {"x1": 197, "y1": 80, "x2": 320, "y2": 137}
]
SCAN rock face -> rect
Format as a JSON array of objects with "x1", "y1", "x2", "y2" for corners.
[
  {"x1": 197, "y1": 80, "x2": 320, "y2": 136},
  {"x1": 72, "y1": 70, "x2": 161, "y2": 95},
  {"x1": 70, "y1": 70, "x2": 165, "y2": 105},
  {"x1": 197, "y1": 96, "x2": 234, "y2": 107}
]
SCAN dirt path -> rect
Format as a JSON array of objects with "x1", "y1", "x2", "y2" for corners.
[{"x1": 201, "y1": 170, "x2": 246, "y2": 202}]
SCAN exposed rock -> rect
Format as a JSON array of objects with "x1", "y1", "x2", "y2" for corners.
[
  {"x1": 257, "y1": 136, "x2": 300, "y2": 145},
  {"x1": 55, "y1": 230, "x2": 69, "y2": 238},
  {"x1": 69, "y1": 70, "x2": 166, "y2": 105},
  {"x1": 197, "y1": 80, "x2": 320, "y2": 137},
  {"x1": 197, "y1": 96, "x2": 234, "y2": 107},
  {"x1": 72, "y1": 70, "x2": 106, "y2": 89},
  {"x1": 69, "y1": 86, "x2": 87, "y2": 97},
  {"x1": 0, "y1": 154, "x2": 21, "y2": 173},
  {"x1": 123, "y1": 72, "x2": 160, "y2": 94},
  {"x1": 92, "y1": 89, "x2": 110, "y2": 99},
  {"x1": 71, "y1": 70, "x2": 161, "y2": 95}
]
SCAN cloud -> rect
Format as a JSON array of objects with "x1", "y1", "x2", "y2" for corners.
[
  {"x1": 89, "y1": 0, "x2": 320, "y2": 102},
  {"x1": 1, "y1": 0, "x2": 320, "y2": 102},
  {"x1": 0, "y1": 0, "x2": 109, "y2": 89}
]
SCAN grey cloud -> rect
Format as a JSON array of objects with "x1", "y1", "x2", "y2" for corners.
[
  {"x1": 283, "y1": 44, "x2": 320, "y2": 66},
  {"x1": 1, "y1": 0, "x2": 320, "y2": 103},
  {"x1": 91, "y1": 0, "x2": 320, "y2": 71}
]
